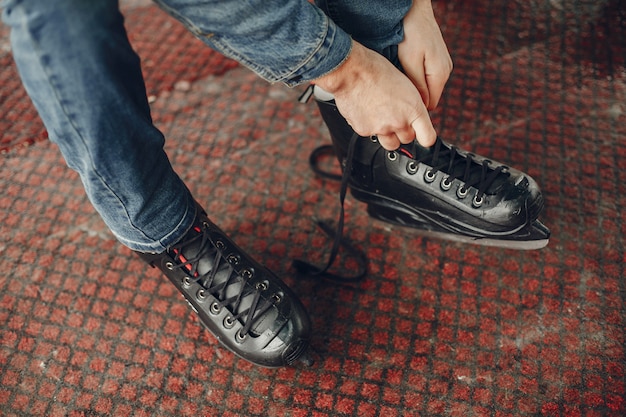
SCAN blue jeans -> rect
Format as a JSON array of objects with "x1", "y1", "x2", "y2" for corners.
[{"x1": 2, "y1": 0, "x2": 410, "y2": 252}]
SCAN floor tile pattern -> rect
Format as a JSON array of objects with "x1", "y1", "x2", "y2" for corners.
[{"x1": 1, "y1": 1, "x2": 624, "y2": 416}]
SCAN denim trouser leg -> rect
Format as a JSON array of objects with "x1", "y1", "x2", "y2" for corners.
[
  {"x1": 2, "y1": 0, "x2": 197, "y2": 253},
  {"x1": 315, "y1": 0, "x2": 411, "y2": 65},
  {"x1": 2, "y1": 0, "x2": 410, "y2": 253},
  {"x1": 152, "y1": 0, "x2": 410, "y2": 82}
]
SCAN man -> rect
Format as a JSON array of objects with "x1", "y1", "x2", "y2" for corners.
[{"x1": 2, "y1": 0, "x2": 548, "y2": 367}]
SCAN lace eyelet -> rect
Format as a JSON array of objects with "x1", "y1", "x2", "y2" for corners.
[
  {"x1": 209, "y1": 301, "x2": 221, "y2": 314},
  {"x1": 255, "y1": 281, "x2": 268, "y2": 291},
  {"x1": 406, "y1": 161, "x2": 418, "y2": 175},
  {"x1": 197, "y1": 288, "x2": 207, "y2": 301},
  {"x1": 424, "y1": 169, "x2": 436, "y2": 183},
  {"x1": 227, "y1": 254, "x2": 240, "y2": 265},
  {"x1": 235, "y1": 330, "x2": 247, "y2": 343},
  {"x1": 215, "y1": 240, "x2": 226, "y2": 250},
  {"x1": 181, "y1": 276, "x2": 192, "y2": 287},
  {"x1": 241, "y1": 268, "x2": 253, "y2": 279},
  {"x1": 223, "y1": 316, "x2": 235, "y2": 329},
  {"x1": 473, "y1": 194, "x2": 484, "y2": 208},
  {"x1": 271, "y1": 293, "x2": 282, "y2": 304},
  {"x1": 370, "y1": 135, "x2": 378, "y2": 143},
  {"x1": 165, "y1": 261, "x2": 174, "y2": 270},
  {"x1": 457, "y1": 185, "x2": 469, "y2": 199},
  {"x1": 440, "y1": 176, "x2": 452, "y2": 191},
  {"x1": 387, "y1": 151, "x2": 397, "y2": 161}
]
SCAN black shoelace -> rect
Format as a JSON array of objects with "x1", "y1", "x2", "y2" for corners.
[
  {"x1": 311, "y1": 136, "x2": 507, "y2": 204},
  {"x1": 292, "y1": 132, "x2": 368, "y2": 283},
  {"x1": 399, "y1": 137, "x2": 505, "y2": 203},
  {"x1": 169, "y1": 224, "x2": 275, "y2": 338}
]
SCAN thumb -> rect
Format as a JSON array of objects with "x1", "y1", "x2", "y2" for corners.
[
  {"x1": 405, "y1": 60, "x2": 431, "y2": 110},
  {"x1": 411, "y1": 108, "x2": 437, "y2": 148}
]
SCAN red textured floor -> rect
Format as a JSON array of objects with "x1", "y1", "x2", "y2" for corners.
[{"x1": 1, "y1": 1, "x2": 625, "y2": 416}]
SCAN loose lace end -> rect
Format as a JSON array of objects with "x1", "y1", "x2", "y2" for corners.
[
  {"x1": 292, "y1": 220, "x2": 367, "y2": 284},
  {"x1": 309, "y1": 144, "x2": 343, "y2": 181},
  {"x1": 294, "y1": 133, "x2": 368, "y2": 284}
]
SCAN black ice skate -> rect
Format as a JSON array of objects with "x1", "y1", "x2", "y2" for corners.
[
  {"x1": 312, "y1": 88, "x2": 550, "y2": 250},
  {"x1": 137, "y1": 205, "x2": 312, "y2": 367}
]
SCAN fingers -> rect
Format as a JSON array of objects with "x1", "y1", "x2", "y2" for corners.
[
  {"x1": 411, "y1": 109, "x2": 437, "y2": 148},
  {"x1": 376, "y1": 113, "x2": 435, "y2": 151},
  {"x1": 403, "y1": 54, "x2": 452, "y2": 111},
  {"x1": 354, "y1": 118, "x2": 436, "y2": 151},
  {"x1": 408, "y1": 57, "x2": 431, "y2": 109},
  {"x1": 424, "y1": 59, "x2": 452, "y2": 109},
  {"x1": 377, "y1": 128, "x2": 417, "y2": 150},
  {"x1": 397, "y1": 0, "x2": 453, "y2": 111},
  {"x1": 376, "y1": 134, "x2": 400, "y2": 150},
  {"x1": 346, "y1": 97, "x2": 436, "y2": 150}
]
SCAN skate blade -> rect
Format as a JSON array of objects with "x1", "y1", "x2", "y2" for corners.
[
  {"x1": 404, "y1": 220, "x2": 550, "y2": 250},
  {"x1": 368, "y1": 203, "x2": 550, "y2": 250}
]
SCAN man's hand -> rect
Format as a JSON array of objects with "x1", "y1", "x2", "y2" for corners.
[
  {"x1": 398, "y1": 0, "x2": 453, "y2": 110},
  {"x1": 313, "y1": 1, "x2": 451, "y2": 151},
  {"x1": 314, "y1": 41, "x2": 437, "y2": 150}
]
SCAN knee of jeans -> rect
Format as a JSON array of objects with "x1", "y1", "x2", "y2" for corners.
[{"x1": 312, "y1": 0, "x2": 410, "y2": 52}]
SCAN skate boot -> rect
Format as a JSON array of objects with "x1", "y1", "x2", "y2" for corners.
[
  {"x1": 312, "y1": 87, "x2": 550, "y2": 250},
  {"x1": 137, "y1": 205, "x2": 312, "y2": 367}
]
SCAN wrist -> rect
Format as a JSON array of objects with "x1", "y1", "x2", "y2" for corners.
[{"x1": 313, "y1": 39, "x2": 363, "y2": 95}]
